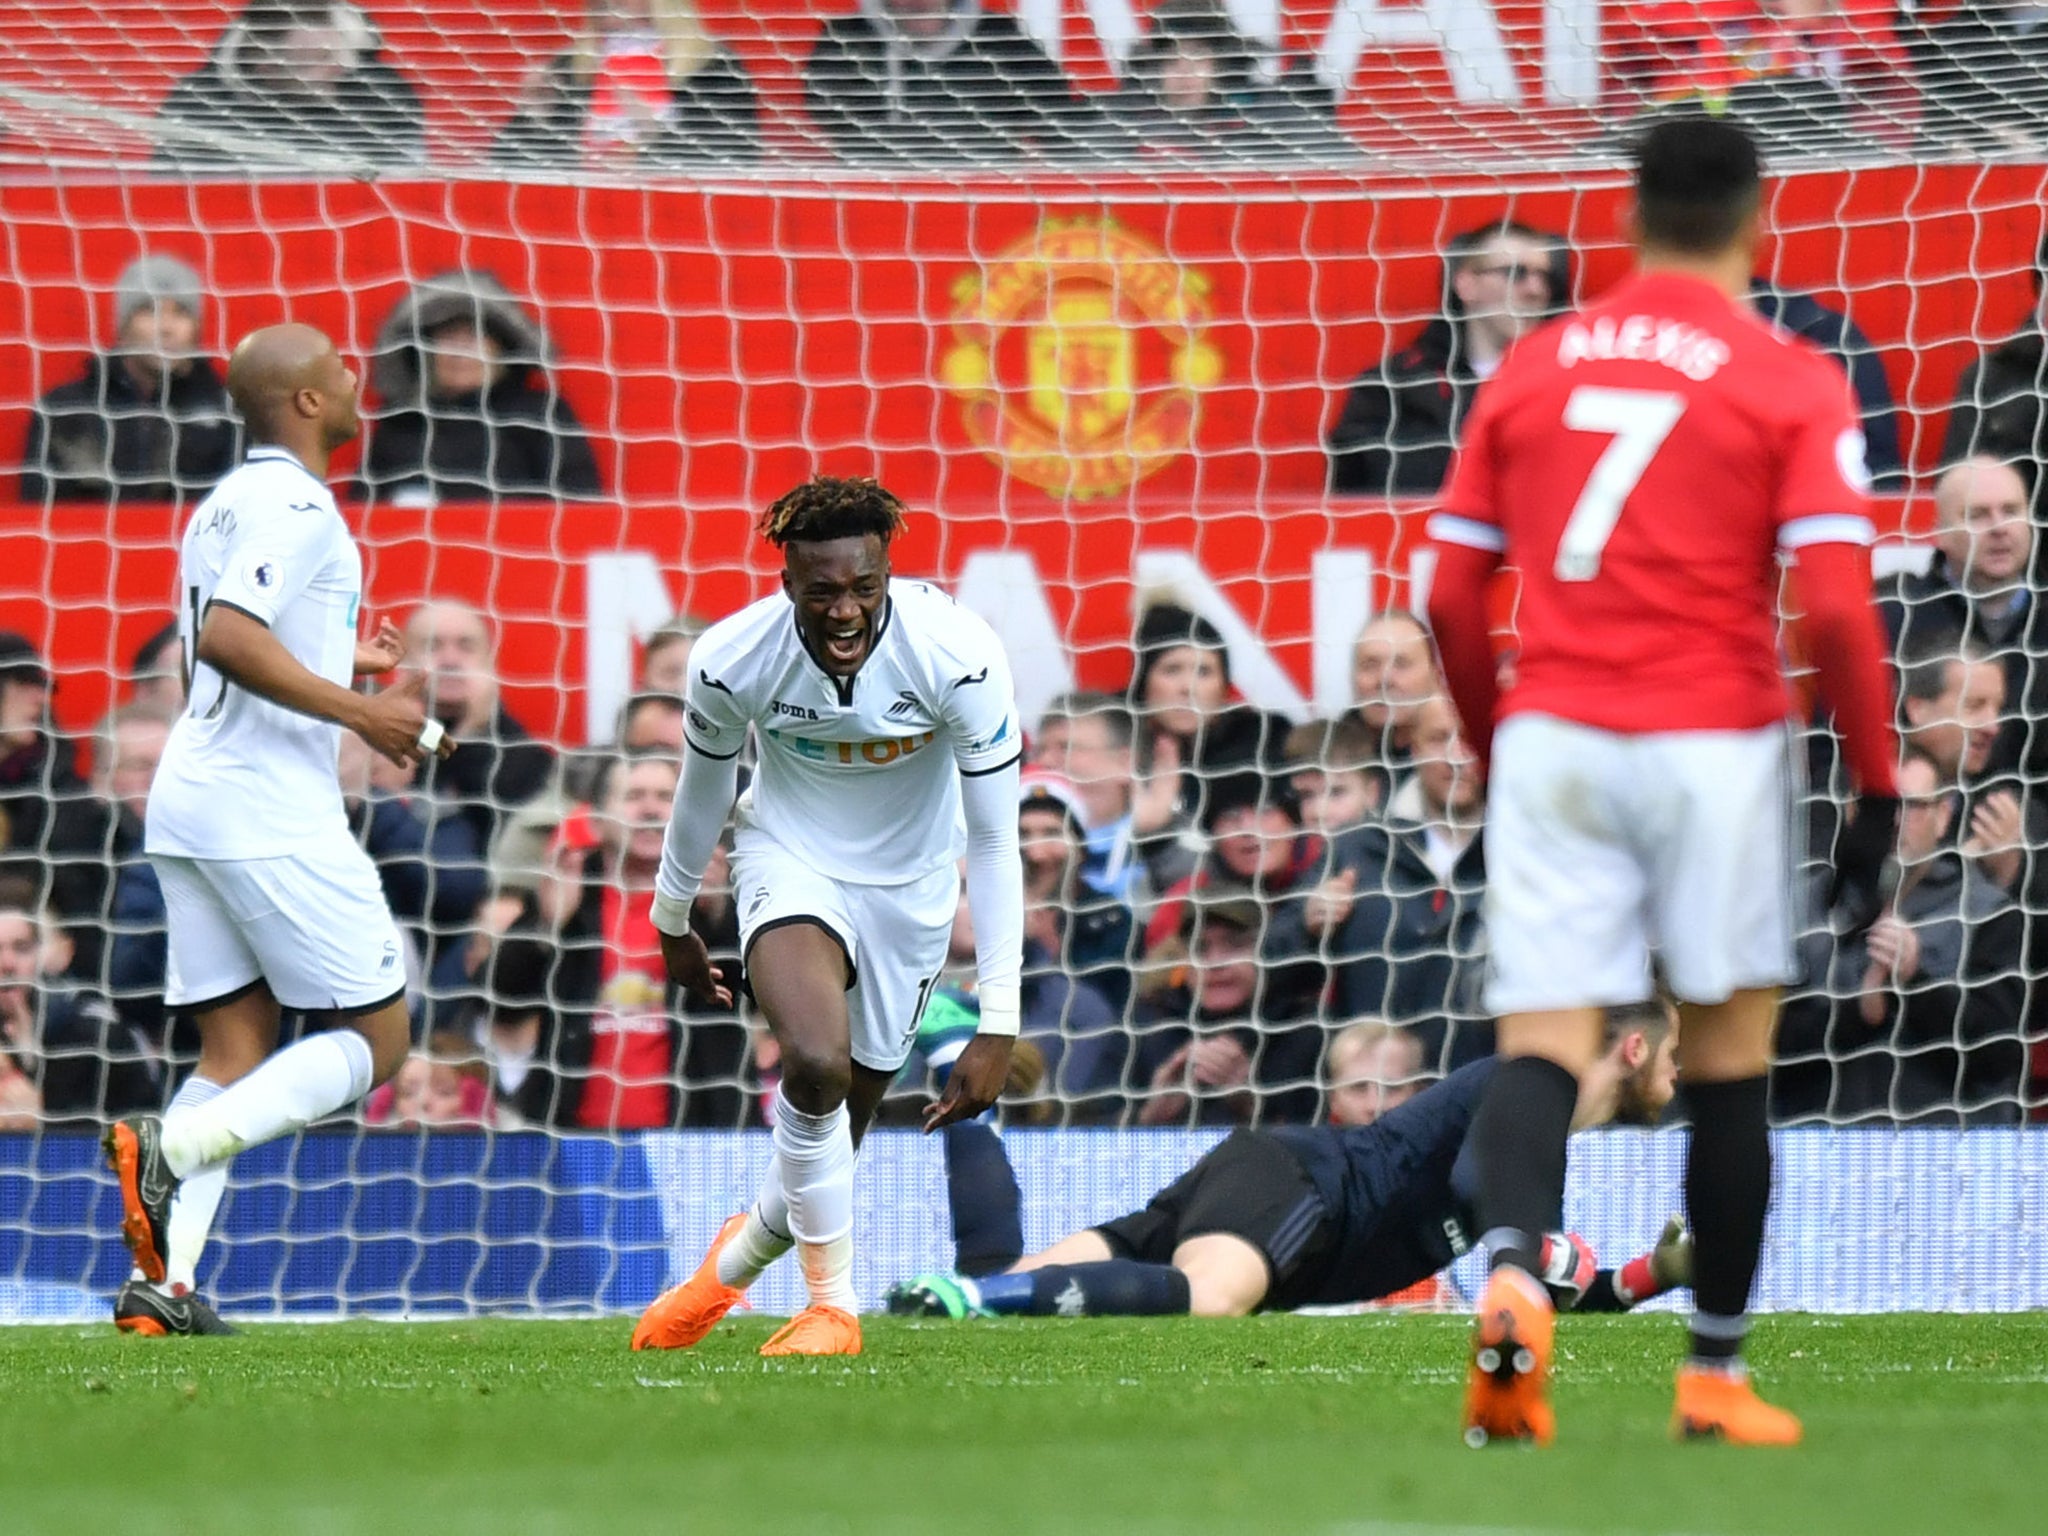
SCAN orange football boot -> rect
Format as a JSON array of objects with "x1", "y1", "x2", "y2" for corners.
[
  {"x1": 631, "y1": 1212, "x2": 750, "y2": 1351},
  {"x1": 1671, "y1": 1366, "x2": 1804, "y2": 1445},
  {"x1": 1462, "y1": 1267, "x2": 1557, "y2": 1447},
  {"x1": 759, "y1": 1304, "x2": 862, "y2": 1357}
]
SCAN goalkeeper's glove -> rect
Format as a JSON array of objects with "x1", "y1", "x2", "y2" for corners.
[{"x1": 1536, "y1": 1231, "x2": 1597, "y2": 1311}]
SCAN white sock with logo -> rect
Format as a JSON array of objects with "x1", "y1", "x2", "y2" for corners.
[
  {"x1": 159, "y1": 1075, "x2": 230, "y2": 1295},
  {"x1": 716, "y1": 1153, "x2": 796, "y2": 1288},
  {"x1": 160, "y1": 1030, "x2": 375, "y2": 1179},
  {"x1": 770, "y1": 1092, "x2": 857, "y2": 1313}
]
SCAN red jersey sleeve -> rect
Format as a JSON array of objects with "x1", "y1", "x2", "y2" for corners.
[
  {"x1": 1773, "y1": 362, "x2": 1876, "y2": 551},
  {"x1": 1431, "y1": 387, "x2": 1507, "y2": 557}
]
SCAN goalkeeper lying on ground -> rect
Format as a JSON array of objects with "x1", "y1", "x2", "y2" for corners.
[{"x1": 889, "y1": 1001, "x2": 1690, "y2": 1319}]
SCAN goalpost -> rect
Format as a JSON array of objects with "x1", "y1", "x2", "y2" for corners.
[{"x1": 0, "y1": 0, "x2": 2044, "y2": 1320}]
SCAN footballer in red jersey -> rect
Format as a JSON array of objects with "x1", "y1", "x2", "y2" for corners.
[{"x1": 1424, "y1": 116, "x2": 1900, "y2": 1450}]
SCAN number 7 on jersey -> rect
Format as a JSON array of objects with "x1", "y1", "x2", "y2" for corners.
[{"x1": 1553, "y1": 386, "x2": 1689, "y2": 581}]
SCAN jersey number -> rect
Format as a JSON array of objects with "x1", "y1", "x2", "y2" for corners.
[{"x1": 1554, "y1": 387, "x2": 1688, "y2": 582}]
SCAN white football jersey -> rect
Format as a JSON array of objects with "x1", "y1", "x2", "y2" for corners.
[
  {"x1": 683, "y1": 579, "x2": 1021, "y2": 885},
  {"x1": 148, "y1": 447, "x2": 362, "y2": 860}
]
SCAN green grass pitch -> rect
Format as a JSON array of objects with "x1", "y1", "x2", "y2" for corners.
[{"x1": 3, "y1": 1313, "x2": 2044, "y2": 1535}]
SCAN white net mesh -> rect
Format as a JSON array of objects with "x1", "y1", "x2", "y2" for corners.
[{"x1": 1, "y1": 0, "x2": 2046, "y2": 1317}]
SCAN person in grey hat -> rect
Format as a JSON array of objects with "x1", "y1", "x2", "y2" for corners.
[
  {"x1": 20, "y1": 254, "x2": 240, "y2": 506},
  {"x1": 359, "y1": 270, "x2": 602, "y2": 504}
]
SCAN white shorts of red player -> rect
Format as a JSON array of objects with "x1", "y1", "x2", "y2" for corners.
[
  {"x1": 731, "y1": 832, "x2": 958, "y2": 1074},
  {"x1": 1482, "y1": 713, "x2": 1799, "y2": 1013},
  {"x1": 154, "y1": 830, "x2": 407, "y2": 1013}
]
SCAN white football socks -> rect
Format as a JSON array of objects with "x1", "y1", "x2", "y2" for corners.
[
  {"x1": 160, "y1": 1030, "x2": 375, "y2": 1179},
  {"x1": 715, "y1": 1152, "x2": 796, "y2": 1289},
  {"x1": 770, "y1": 1092, "x2": 858, "y2": 1312},
  {"x1": 159, "y1": 1075, "x2": 229, "y2": 1295}
]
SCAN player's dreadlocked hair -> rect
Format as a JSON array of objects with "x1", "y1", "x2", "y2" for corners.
[{"x1": 758, "y1": 476, "x2": 909, "y2": 547}]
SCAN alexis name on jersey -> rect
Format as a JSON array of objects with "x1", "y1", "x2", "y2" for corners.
[{"x1": 1555, "y1": 314, "x2": 1731, "y2": 381}]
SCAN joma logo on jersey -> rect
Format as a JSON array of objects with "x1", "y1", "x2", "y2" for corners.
[
  {"x1": 769, "y1": 699, "x2": 821, "y2": 721},
  {"x1": 770, "y1": 729, "x2": 936, "y2": 765}
]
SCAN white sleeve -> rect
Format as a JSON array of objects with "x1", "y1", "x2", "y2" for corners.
[
  {"x1": 679, "y1": 648, "x2": 749, "y2": 762},
  {"x1": 651, "y1": 745, "x2": 742, "y2": 935},
  {"x1": 957, "y1": 751, "x2": 1024, "y2": 1035},
  {"x1": 209, "y1": 497, "x2": 336, "y2": 625}
]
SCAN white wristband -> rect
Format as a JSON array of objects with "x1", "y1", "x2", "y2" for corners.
[
  {"x1": 975, "y1": 982, "x2": 1020, "y2": 1039},
  {"x1": 415, "y1": 719, "x2": 446, "y2": 755},
  {"x1": 649, "y1": 892, "x2": 693, "y2": 937}
]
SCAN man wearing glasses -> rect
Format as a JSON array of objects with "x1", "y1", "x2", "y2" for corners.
[{"x1": 1328, "y1": 219, "x2": 1568, "y2": 497}]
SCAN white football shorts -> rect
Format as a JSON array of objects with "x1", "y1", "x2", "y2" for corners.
[
  {"x1": 732, "y1": 834, "x2": 959, "y2": 1073},
  {"x1": 153, "y1": 829, "x2": 407, "y2": 1013},
  {"x1": 1483, "y1": 712, "x2": 1799, "y2": 1014}
]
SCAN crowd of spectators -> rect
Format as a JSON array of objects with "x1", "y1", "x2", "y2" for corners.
[
  {"x1": 109, "y1": 0, "x2": 2046, "y2": 170},
  {"x1": 5, "y1": 460, "x2": 2047, "y2": 1131}
]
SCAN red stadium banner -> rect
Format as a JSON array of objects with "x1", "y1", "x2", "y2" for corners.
[
  {"x1": 0, "y1": 164, "x2": 2039, "y2": 517},
  {"x1": 7, "y1": 495, "x2": 1923, "y2": 752}
]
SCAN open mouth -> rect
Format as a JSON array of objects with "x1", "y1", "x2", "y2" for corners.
[{"x1": 823, "y1": 623, "x2": 866, "y2": 667}]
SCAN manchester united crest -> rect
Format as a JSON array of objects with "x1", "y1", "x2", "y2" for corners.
[{"x1": 940, "y1": 218, "x2": 1223, "y2": 500}]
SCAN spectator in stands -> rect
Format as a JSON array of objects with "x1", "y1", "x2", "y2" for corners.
[
  {"x1": 639, "y1": 615, "x2": 709, "y2": 697},
  {"x1": 1117, "y1": 0, "x2": 1348, "y2": 162},
  {"x1": 337, "y1": 728, "x2": 487, "y2": 972},
  {"x1": 1017, "y1": 771, "x2": 1136, "y2": 1017},
  {"x1": 1944, "y1": 234, "x2": 2048, "y2": 489},
  {"x1": 1894, "y1": 631, "x2": 2048, "y2": 1042},
  {"x1": 1608, "y1": 0, "x2": 1917, "y2": 154},
  {"x1": 1883, "y1": 457, "x2": 2048, "y2": 780},
  {"x1": 804, "y1": 0, "x2": 1112, "y2": 162},
  {"x1": 363, "y1": 1032, "x2": 494, "y2": 1128},
  {"x1": 1032, "y1": 692, "x2": 1141, "y2": 904},
  {"x1": 1126, "y1": 603, "x2": 1290, "y2": 885},
  {"x1": 20, "y1": 255, "x2": 238, "y2": 508},
  {"x1": 495, "y1": 0, "x2": 760, "y2": 170},
  {"x1": 1324, "y1": 697, "x2": 1491, "y2": 1072},
  {"x1": 533, "y1": 753, "x2": 749, "y2": 1128},
  {"x1": 362, "y1": 272, "x2": 603, "y2": 505},
  {"x1": 1324, "y1": 1019, "x2": 1426, "y2": 1127},
  {"x1": 127, "y1": 620, "x2": 185, "y2": 714},
  {"x1": 1145, "y1": 771, "x2": 1325, "y2": 1020},
  {"x1": 1344, "y1": 610, "x2": 1440, "y2": 789},
  {"x1": 1775, "y1": 748, "x2": 2026, "y2": 1123},
  {"x1": 1909, "y1": 0, "x2": 2048, "y2": 157},
  {"x1": 156, "y1": 2, "x2": 424, "y2": 167},
  {"x1": 1283, "y1": 717, "x2": 1383, "y2": 837},
  {"x1": 98, "y1": 705, "x2": 178, "y2": 1046},
  {"x1": 404, "y1": 601, "x2": 555, "y2": 855},
  {"x1": 1327, "y1": 220, "x2": 1567, "y2": 495},
  {"x1": 1751, "y1": 278, "x2": 1904, "y2": 486},
  {"x1": 0, "y1": 634, "x2": 105, "y2": 954},
  {"x1": 617, "y1": 692, "x2": 686, "y2": 758},
  {"x1": 946, "y1": 826, "x2": 1123, "y2": 1111},
  {"x1": 0, "y1": 891, "x2": 159, "y2": 1124},
  {"x1": 1121, "y1": 895, "x2": 1323, "y2": 1127}
]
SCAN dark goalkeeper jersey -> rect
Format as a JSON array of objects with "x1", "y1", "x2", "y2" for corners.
[{"x1": 1266, "y1": 1059, "x2": 1497, "y2": 1305}]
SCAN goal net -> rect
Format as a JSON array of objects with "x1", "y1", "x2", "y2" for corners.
[{"x1": 1, "y1": 0, "x2": 2045, "y2": 1320}]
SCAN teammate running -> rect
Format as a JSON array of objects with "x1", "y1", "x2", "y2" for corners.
[
  {"x1": 630, "y1": 476, "x2": 1023, "y2": 1358},
  {"x1": 102, "y1": 323, "x2": 453, "y2": 1336},
  {"x1": 886, "y1": 1004, "x2": 1688, "y2": 1321},
  {"x1": 1426, "y1": 118, "x2": 1900, "y2": 1445}
]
